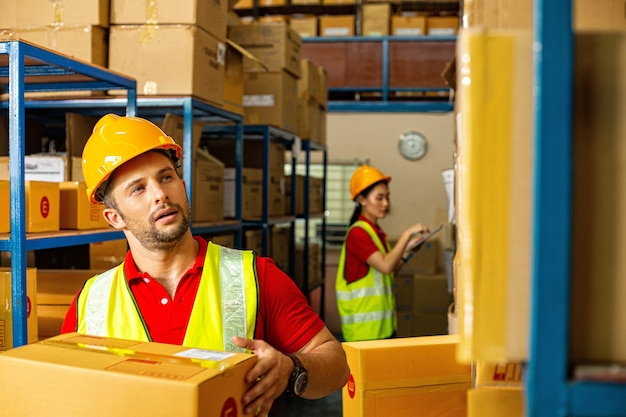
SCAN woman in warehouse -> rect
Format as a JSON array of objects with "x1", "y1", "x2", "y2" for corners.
[{"x1": 336, "y1": 165, "x2": 429, "y2": 342}]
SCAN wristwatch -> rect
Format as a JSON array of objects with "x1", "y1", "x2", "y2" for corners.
[{"x1": 285, "y1": 353, "x2": 308, "y2": 397}]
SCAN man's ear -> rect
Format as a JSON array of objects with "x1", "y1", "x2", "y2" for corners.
[{"x1": 102, "y1": 207, "x2": 126, "y2": 229}]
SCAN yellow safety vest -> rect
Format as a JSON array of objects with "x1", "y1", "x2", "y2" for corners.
[
  {"x1": 76, "y1": 242, "x2": 258, "y2": 352},
  {"x1": 335, "y1": 221, "x2": 396, "y2": 342}
]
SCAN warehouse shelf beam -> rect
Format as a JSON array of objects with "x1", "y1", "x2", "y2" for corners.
[{"x1": 1, "y1": 40, "x2": 137, "y2": 348}]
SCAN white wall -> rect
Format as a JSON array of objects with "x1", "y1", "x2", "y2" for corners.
[{"x1": 326, "y1": 111, "x2": 455, "y2": 238}]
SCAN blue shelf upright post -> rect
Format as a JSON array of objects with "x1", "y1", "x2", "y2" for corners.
[{"x1": 527, "y1": 0, "x2": 573, "y2": 415}]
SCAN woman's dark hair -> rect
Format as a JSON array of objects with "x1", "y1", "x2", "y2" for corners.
[{"x1": 348, "y1": 179, "x2": 388, "y2": 225}]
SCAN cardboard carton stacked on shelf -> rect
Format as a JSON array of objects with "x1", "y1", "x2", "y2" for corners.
[
  {"x1": 0, "y1": 0, "x2": 109, "y2": 68},
  {"x1": 208, "y1": 138, "x2": 286, "y2": 218},
  {"x1": 270, "y1": 224, "x2": 291, "y2": 272},
  {"x1": 283, "y1": 174, "x2": 324, "y2": 216},
  {"x1": 0, "y1": 267, "x2": 38, "y2": 350},
  {"x1": 108, "y1": 0, "x2": 228, "y2": 105},
  {"x1": 342, "y1": 336, "x2": 470, "y2": 417},
  {"x1": 294, "y1": 241, "x2": 322, "y2": 290},
  {"x1": 228, "y1": 22, "x2": 302, "y2": 134},
  {"x1": 296, "y1": 58, "x2": 328, "y2": 146},
  {"x1": 0, "y1": 333, "x2": 257, "y2": 416}
]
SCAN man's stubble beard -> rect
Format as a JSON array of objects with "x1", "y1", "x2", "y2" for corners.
[{"x1": 121, "y1": 200, "x2": 192, "y2": 252}]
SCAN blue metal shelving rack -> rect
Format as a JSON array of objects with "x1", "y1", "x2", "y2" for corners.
[
  {"x1": 0, "y1": 40, "x2": 137, "y2": 348},
  {"x1": 30, "y1": 96, "x2": 247, "y2": 241},
  {"x1": 302, "y1": 35, "x2": 456, "y2": 113},
  {"x1": 526, "y1": 0, "x2": 626, "y2": 415}
]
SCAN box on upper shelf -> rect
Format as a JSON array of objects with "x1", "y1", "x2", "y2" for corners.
[
  {"x1": 0, "y1": 0, "x2": 109, "y2": 28},
  {"x1": 392, "y1": 15, "x2": 427, "y2": 36},
  {"x1": 110, "y1": 0, "x2": 228, "y2": 40},
  {"x1": 290, "y1": 15, "x2": 318, "y2": 38},
  {"x1": 228, "y1": 22, "x2": 302, "y2": 78},
  {"x1": 362, "y1": 4, "x2": 391, "y2": 36},
  {"x1": 109, "y1": 24, "x2": 226, "y2": 106},
  {"x1": 319, "y1": 15, "x2": 355, "y2": 37}
]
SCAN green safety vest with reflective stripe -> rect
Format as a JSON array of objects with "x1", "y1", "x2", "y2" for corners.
[
  {"x1": 76, "y1": 242, "x2": 258, "y2": 352},
  {"x1": 335, "y1": 221, "x2": 396, "y2": 342}
]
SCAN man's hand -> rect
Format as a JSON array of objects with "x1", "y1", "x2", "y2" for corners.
[{"x1": 232, "y1": 336, "x2": 292, "y2": 416}]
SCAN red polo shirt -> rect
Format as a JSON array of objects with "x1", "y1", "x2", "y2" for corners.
[
  {"x1": 61, "y1": 237, "x2": 324, "y2": 353},
  {"x1": 342, "y1": 216, "x2": 388, "y2": 284}
]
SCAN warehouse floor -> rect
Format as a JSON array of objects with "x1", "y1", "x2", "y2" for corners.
[{"x1": 272, "y1": 389, "x2": 342, "y2": 417}]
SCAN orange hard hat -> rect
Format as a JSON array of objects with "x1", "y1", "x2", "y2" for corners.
[
  {"x1": 349, "y1": 165, "x2": 391, "y2": 201},
  {"x1": 82, "y1": 114, "x2": 182, "y2": 204}
]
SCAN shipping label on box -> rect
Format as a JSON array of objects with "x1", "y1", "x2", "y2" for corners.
[
  {"x1": 0, "y1": 267, "x2": 38, "y2": 350},
  {"x1": 0, "y1": 333, "x2": 258, "y2": 417},
  {"x1": 0, "y1": 155, "x2": 68, "y2": 183}
]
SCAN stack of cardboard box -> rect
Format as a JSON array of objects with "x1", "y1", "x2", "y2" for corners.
[
  {"x1": 296, "y1": 58, "x2": 328, "y2": 146},
  {"x1": 228, "y1": 22, "x2": 302, "y2": 134}
]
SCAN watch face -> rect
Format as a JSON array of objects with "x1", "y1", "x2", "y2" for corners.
[
  {"x1": 294, "y1": 372, "x2": 308, "y2": 396},
  {"x1": 398, "y1": 131, "x2": 428, "y2": 160}
]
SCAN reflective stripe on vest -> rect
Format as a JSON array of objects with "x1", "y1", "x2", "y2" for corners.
[
  {"x1": 335, "y1": 221, "x2": 396, "y2": 341},
  {"x1": 77, "y1": 242, "x2": 257, "y2": 351}
]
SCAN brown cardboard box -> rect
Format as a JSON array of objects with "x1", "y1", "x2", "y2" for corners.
[
  {"x1": 224, "y1": 168, "x2": 263, "y2": 219},
  {"x1": 0, "y1": 267, "x2": 38, "y2": 350},
  {"x1": 109, "y1": 24, "x2": 225, "y2": 106},
  {"x1": 394, "y1": 274, "x2": 451, "y2": 313},
  {"x1": 401, "y1": 238, "x2": 440, "y2": 275},
  {"x1": 207, "y1": 139, "x2": 285, "y2": 217},
  {"x1": 270, "y1": 225, "x2": 291, "y2": 272},
  {"x1": 243, "y1": 69, "x2": 299, "y2": 134},
  {"x1": 319, "y1": 15, "x2": 355, "y2": 37},
  {"x1": 291, "y1": 0, "x2": 320, "y2": 5},
  {"x1": 298, "y1": 58, "x2": 321, "y2": 101},
  {"x1": 59, "y1": 182, "x2": 109, "y2": 230},
  {"x1": 243, "y1": 228, "x2": 264, "y2": 254},
  {"x1": 66, "y1": 113, "x2": 99, "y2": 182},
  {"x1": 322, "y1": 0, "x2": 355, "y2": 5},
  {"x1": 110, "y1": 0, "x2": 228, "y2": 40},
  {"x1": 2, "y1": 0, "x2": 109, "y2": 27},
  {"x1": 89, "y1": 239, "x2": 128, "y2": 271},
  {"x1": 391, "y1": 15, "x2": 427, "y2": 36},
  {"x1": 467, "y1": 387, "x2": 524, "y2": 417},
  {"x1": 224, "y1": 40, "x2": 245, "y2": 115},
  {"x1": 294, "y1": 241, "x2": 321, "y2": 290},
  {"x1": 362, "y1": 4, "x2": 391, "y2": 36},
  {"x1": 396, "y1": 310, "x2": 448, "y2": 337},
  {"x1": 25, "y1": 181, "x2": 60, "y2": 233},
  {"x1": 4, "y1": 25, "x2": 108, "y2": 68},
  {"x1": 463, "y1": 0, "x2": 532, "y2": 29},
  {"x1": 228, "y1": 23, "x2": 302, "y2": 78},
  {"x1": 0, "y1": 180, "x2": 8, "y2": 233},
  {"x1": 284, "y1": 174, "x2": 305, "y2": 215},
  {"x1": 426, "y1": 16, "x2": 459, "y2": 35},
  {"x1": 474, "y1": 361, "x2": 523, "y2": 388},
  {"x1": 0, "y1": 333, "x2": 258, "y2": 417},
  {"x1": 36, "y1": 269, "x2": 99, "y2": 339},
  {"x1": 342, "y1": 336, "x2": 470, "y2": 417},
  {"x1": 290, "y1": 15, "x2": 318, "y2": 38}
]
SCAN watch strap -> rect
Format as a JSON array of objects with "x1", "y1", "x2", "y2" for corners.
[{"x1": 285, "y1": 353, "x2": 305, "y2": 397}]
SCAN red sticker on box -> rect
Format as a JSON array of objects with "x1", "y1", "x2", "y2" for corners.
[
  {"x1": 40, "y1": 196, "x2": 49, "y2": 218},
  {"x1": 221, "y1": 397, "x2": 238, "y2": 417},
  {"x1": 347, "y1": 374, "x2": 356, "y2": 399}
]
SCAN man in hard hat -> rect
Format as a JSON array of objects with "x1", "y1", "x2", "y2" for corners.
[
  {"x1": 335, "y1": 165, "x2": 429, "y2": 342},
  {"x1": 61, "y1": 114, "x2": 349, "y2": 416}
]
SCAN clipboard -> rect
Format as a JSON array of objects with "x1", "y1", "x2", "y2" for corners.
[{"x1": 404, "y1": 223, "x2": 444, "y2": 260}]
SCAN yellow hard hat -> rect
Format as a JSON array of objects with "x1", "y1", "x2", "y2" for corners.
[
  {"x1": 82, "y1": 114, "x2": 182, "y2": 204},
  {"x1": 349, "y1": 165, "x2": 391, "y2": 201}
]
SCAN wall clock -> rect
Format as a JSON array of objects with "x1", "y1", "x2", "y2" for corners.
[{"x1": 398, "y1": 131, "x2": 428, "y2": 160}]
